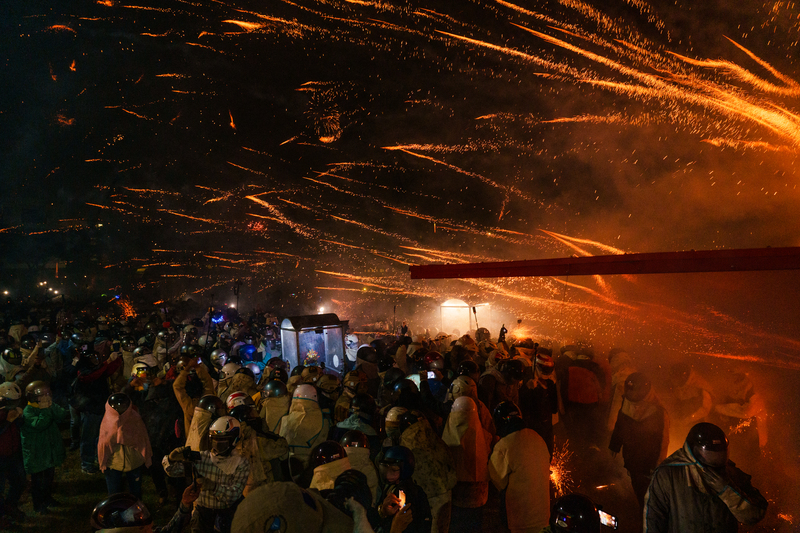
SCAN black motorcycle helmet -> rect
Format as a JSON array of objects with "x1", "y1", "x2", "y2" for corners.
[
  {"x1": 340, "y1": 430, "x2": 370, "y2": 449},
  {"x1": 356, "y1": 346, "x2": 377, "y2": 364},
  {"x1": 378, "y1": 445, "x2": 415, "y2": 482},
  {"x1": 549, "y1": 493, "x2": 601, "y2": 533},
  {"x1": 333, "y1": 469, "x2": 373, "y2": 510},
  {"x1": 263, "y1": 379, "x2": 288, "y2": 398},
  {"x1": 197, "y1": 394, "x2": 226, "y2": 418},
  {"x1": 309, "y1": 440, "x2": 348, "y2": 469},
  {"x1": 623, "y1": 372, "x2": 652, "y2": 403},
  {"x1": 2, "y1": 348, "x2": 22, "y2": 366},
  {"x1": 269, "y1": 367, "x2": 289, "y2": 383},
  {"x1": 20, "y1": 334, "x2": 36, "y2": 351},
  {"x1": 686, "y1": 422, "x2": 729, "y2": 468},
  {"x1": 493, "y1": 400, "x2": 526, "y2": 438},
  {"x1": 290, "y1": 364, "x2": 305, "y2": 377},
  {"x1": 228, "y1": 404, "x2": 260, "y2": 424},
  {"x1": 349, "y1": 393, "x2": 375, "y2": 419},
  {"x1": 90, "y1": 492, "x2": 152, "y2": 531},
  {"x1": 383, "y1": 367, "x2": 406, "y2": 390},
  {"x1": 498, "y1": 359, "x2": 525, "y2": 382},
  {"x1": 235, "y1": 367, "x2": 256, "y2": 380},
  {"x1": 108, "y1": 393, "x2": 131, "y2": 415},
  {"x1": 457, "y1": 359, "x2": 480, "y2": 378}
]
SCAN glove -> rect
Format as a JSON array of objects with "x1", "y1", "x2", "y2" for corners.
[
  {"x1": 169, "y1": 446, "x2": 190, "y2": 462},
  {"x1": 701, "y1": 465, "x2": 730, "y2": 494}
]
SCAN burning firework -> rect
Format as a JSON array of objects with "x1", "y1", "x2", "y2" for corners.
[{"x1": 550, "y1": 440, "x2": 575, "y2": 498}]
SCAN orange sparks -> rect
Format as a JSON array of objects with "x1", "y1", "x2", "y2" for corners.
[
  {"x1": 229, "y1": 110, "x2": 236, "y2": 130},
  {"x1": 47, "y1": 25, "x2": 77, "y2": 34},
  {"x1": 96, "y1": 0, "x2": 114, "y2": 5},
  {"x1": 69, "y1": 60, "x2": 77, "y2": 71},
  {"x1": 550, "y1": 440, "x2": 575, "y2": 497},
  {"x1": 223, "y1": 20, "x2": 265, "y2": 32},
  {"x1": 157, "y1": 210, "x2": 218, "y2": 224},
  {"x1": 56, "y1": 114, "x2": 75, "y2": 126}
]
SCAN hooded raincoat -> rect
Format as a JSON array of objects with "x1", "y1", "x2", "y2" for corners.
[
  {"x1": 278, "y1": 397, "x2": 331, "y2": 467},
  {"x1": 309, "y1": 455, "x2": 352, "y2": 491},
  {"x1": 261, "y1": 394, "x2": 291, "y2": 433},
  {"x1": 644, "y1": 442, "x2": 767, "y2": 533},
  {"x1": 488, "y1": 427, "x2": 550, "y2": 533},
  {"x1": 442, "y1": 397, "x2": 491, "y2": 508},
  {"x1": 344, "y1": 446, "x2": 380, "y2": 504},
  {"x1": 98, "y1": 402, "x2": 153, "y2": 473},
  {"x1": 606, "y1": 351, "x2": 637, "y2": 431}
]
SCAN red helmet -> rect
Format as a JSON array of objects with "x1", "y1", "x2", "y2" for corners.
[{"x1": 423, "y1": 352, "x2": 444, "y2": 370}]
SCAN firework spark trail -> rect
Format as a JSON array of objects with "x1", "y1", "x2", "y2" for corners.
[
  {"x1": 550, "y1": 276, "x2": 634, "y2": 310},
  {"x1": 514, "y1": 25, "x2": 800, "y2": 147},
  {"x1": 245, "y1": 194, "x2": 316, "y2": 238},
  {"x1": 540, "y1": 229, "x2": 627, "y2": 255}
]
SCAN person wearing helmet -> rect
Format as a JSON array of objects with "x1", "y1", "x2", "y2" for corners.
[
  {"x1": 173, "y1": 354, "x2": 215, "y2": 439},
  {"x1": 0, "y1": 348, "x2": 23, "y2": 383},
  {"x1": 216, "y1": 361, "x2": 242, "y2": 400},
  {"x1": 605, "y1": 349, "x2": 637, "y2": 433},
  {"x1": 21, "y1": 381, "x2": 67, "y2": 514},
  {"x1": 479, "y1": 357, "x2": 525, "y2": 412},
  {"x1": 227, "y1": 401, "x2": 287, "y2": 494},
  {"x1": 518, "y1": 351, "x2": 559, "y2": 458},
  {"x1": 278, "y1": 384, "x2": 331, "y2": 475},
  {"x1": 0, "y1": 397, "x2": 26, "y2": 524},
  {"x1": 644, "y1": 422, "x2": 767, "y2": 533},
  {"x1": 377, "y1": 367, "x2": 405, "y2": 409},
  {"x1": 308, "y1": 441, "x2": 352, "y2": 491},
  {"x1": 355, "y1": 346, "x2": 381, "y2": 398},
  {"x1": 387, "y1": 408, "x2": 457, "y2": 533},
  {"x1": 121, "y1": 360, "x2": 184, "y2": 509},
  {"x1": 443, "y1": 396, "x2": 492, "y2": 533},
  {"x1": 539, "y1": 493, "x2": 602, "y2": 533},
  {"x1": 259, "y1": 380, "x2": 291, "y2": 433},
  {"x1": 609, "y1": 372, "x2": 669, "y2": 509},
  {"x1": 557, "y1": 345, "x2": 607, "y2": 449},
  {"x1": 221, "y1": 367, "x2": 259, "y2": 407},
  {"x1": 186, "y1": 395, "x2": 226, "y2": 452},
  {"x1": 335, "y1": 369, "x2": 369, "y2": 423},
  {"x1": 98, "y1": 393, "x2": 152, "y2": 499},
  {"x1": 72, "y1": 344, "x2": 124, "y2": 474},
  {"x1": 330, "y1": 393, "x2": 379, "y2": 448},
  {"x1": 90, "y1": 482, "x2": 203, "y2": 533},
  {"x1": 376, "y1": 445, "x2": 432, "y2": 533},
  {"x1": 165, "y1": 416, "x2": 251, "y2": 533},
  {"x1": 209, "y1": 349, "x2": 228, "y2": 372},
  {"x1": 447, "y1": 375, "x2": 495, "y2": 438},
  {"x1": 489, "y1": 401, "x2": 551, "y2": 533},
  {"x1": 339, "y1": 431, "x2": 380, "y2": 505}
]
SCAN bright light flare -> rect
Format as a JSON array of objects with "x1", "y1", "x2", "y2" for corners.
[{"x1": 550, "y1": 440, "x2": 575, "y2": 498}]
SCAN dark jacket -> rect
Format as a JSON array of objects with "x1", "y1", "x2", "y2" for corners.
[
  {"x1": 376, "y1": 478, "x2": 432, "y2": 533},
  {"x1": 125, "y1": 380, "x2": 184, "y2": 452},
  {"x1": 644, "y1": 443, "x2": 767, "y2": 533},
  {"x1": 609, "y1": 405, "x2": 668, "y2": 474},
  {"x1": 519, "y1": 379, "x2": 558, "y2": 457},
  {"x1": 72, "y1": 358, "x2": 123, "y2": 415}
]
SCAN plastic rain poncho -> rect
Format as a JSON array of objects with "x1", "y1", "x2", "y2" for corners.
[{"x1": 488, "y1": 427, "x2": 550, "y2": 533}]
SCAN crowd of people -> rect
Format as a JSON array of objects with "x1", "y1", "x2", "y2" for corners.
[{"x1": 0, "y1": 304, "x2": 770, "y2": 532}]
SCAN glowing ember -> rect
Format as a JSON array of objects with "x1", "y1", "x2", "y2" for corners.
[{"x1": 729, "y1": 418, "x2": 753, "y2": 435}]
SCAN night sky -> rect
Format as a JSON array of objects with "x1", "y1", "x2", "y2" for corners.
[{"x1": 1, "y1": 0, "x2": 799, "y2": 356}]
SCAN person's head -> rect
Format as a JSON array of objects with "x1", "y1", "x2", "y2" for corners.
[
  {"x1": 349, "y1": 393, "x2": 375, "y2": 420},
  {"x1": 197, "y1": 394, "x2": 226, "y2": 419},
  {"x1": 535, "y1": 353, "x2": 555, "y2": 377},
  {"x1": 493, "y1": 400, "x2": 525, "y2": 438},
  {"x1": 263, "y1": 379, "x2": 288, "y2": 399},
  {"x1": 378, "y1": 446, "x2": 415, "y2": 484},
  {"x1": 309, "y1": 441, "x2": 348, "y2": 469},
  {"x1": 623, "y1": 372, "x2": 651, "y2": 403},
  {"x1": 208, "y1": 416, "x2": 241, "y2": 456},
  {"x1": 340, "y1": 430, "x2": 369, "y2": 450},
  {"x1": 2, "y1": 348, "x2": 22, "y2": 367},
  {"x1": 457, "y1": 359, "x2": 481, "y2": 382},
  {"x1": 449, "y1": 375, "x2": 477, "y2": 402},
  {"x1": 548, "y1": 493, "x2": 601, "y2": 533},
  {"x1": 219, "y1": 362, "x2": 241, "y2": 381},
  {"x1": 226, "y1": 391, "x2": 254, "y2": 410},
  {"x1": 343, "y1": 369, "x2": 369, "y2": 396},
  {"x1": 25, "y1": 380, "x2": 51, "y2": 405},
  {"x1": 293, "y1": 384, "x2": 319, "y2": 403},
  {"x1": 91, "y1": 492, "x2": 153, "y2": 533},
  {"x1": 498, "y1": 358, "x2": 525, "y2": 383},
  {"x1": 210, "y1": 349, "x2": 227, "y2": 370},
  {"x1": 108, "y1": 393, "x2": 131, "y2": 415},
  {"x1": 686, "y1": 422, "x2": 729, "y2": 469}
]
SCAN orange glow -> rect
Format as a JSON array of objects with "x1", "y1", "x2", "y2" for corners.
[
  {"x1": 47, "y1": 25, "x2": 77, "y2": 34},
  {"x1": 229, "y1": 110, "x2": 236, "y2": 130},
  {"x1": 69, "y1": 60, "x2": 76, "y2": 71}
]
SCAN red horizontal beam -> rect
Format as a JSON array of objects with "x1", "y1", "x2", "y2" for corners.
[{"x1": 409, "y1": 247, "x2": 800, "y2": 279}]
